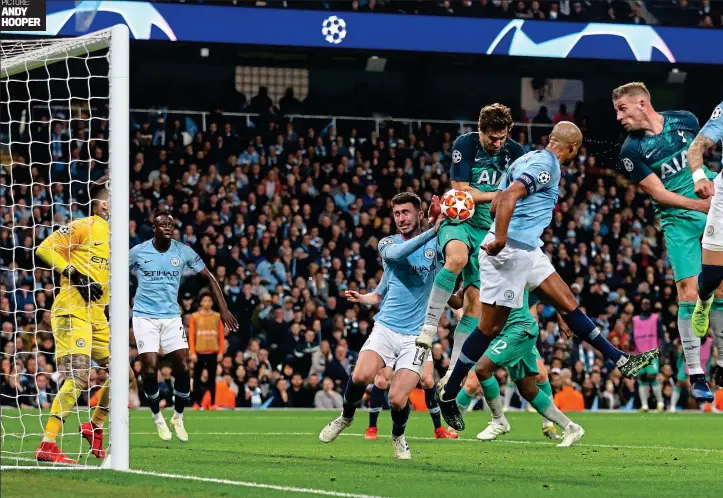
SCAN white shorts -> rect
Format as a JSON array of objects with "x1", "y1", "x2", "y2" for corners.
[
  {"x1": 361, "y1": 323, "x2": 430, "y2": 376},
  {"x1": 132, "y1": 316, "x2": 187, "y2": 355},
  {"x1": 702, "y1": 175, "x2": 723, "y2": 251},
  {"x1": 478, "y1": 233, "x2": 555, "y2": 309}
]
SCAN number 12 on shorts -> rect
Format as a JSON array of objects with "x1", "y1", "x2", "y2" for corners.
[{"x1": 490, "y1": 339, "x2": 507, "y2": 356}]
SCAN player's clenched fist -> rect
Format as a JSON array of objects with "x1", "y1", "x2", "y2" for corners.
[
  {"x1": 63, "y1": 265, "x2": 103, "y2": 302},
  {"x1": 694, "y1": 179, "x2": 715, "y2": 200},
  {"x1": 482, "y1": 237, "x2": 506, "y2": 256}
]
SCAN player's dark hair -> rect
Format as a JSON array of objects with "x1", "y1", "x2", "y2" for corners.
[
  {"x1": 390, "y1": 192, "x2": 422, "y2": 210},
  {"x1": 612, "y1": 82, "x2": 650, "y2": 102},
  {"x1": 478, "y1": 103, "x2": 514, "y2": 134},
  {"x1": 152, "y1": 210, "x2": 173, "y2": 223}
]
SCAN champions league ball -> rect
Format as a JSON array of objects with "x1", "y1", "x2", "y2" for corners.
[
  {"x1": 441, "y1": 189, "x2": 475, "y2": 224},
  {"x1": 322, "y1": 16, "x2": 347, "y2": 45}
]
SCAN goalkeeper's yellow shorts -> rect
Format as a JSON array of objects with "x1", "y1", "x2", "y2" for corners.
[{"x1": 52, "y1": 315, "x2": 110, "y2": 361}]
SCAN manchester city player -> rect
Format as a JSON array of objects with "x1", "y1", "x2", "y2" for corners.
[
  {"x1": 613, "y1": 82, "x2": 719, "y2": 401},
  {"x1": 687, "y1": 100, "x2": 723, "y2": 387},
  {"x1": 130, "y1": 212, "x2": 238, "y2": 441},
  {"x1": 435, "y1": 122, "x2": 658, "y2": 432},
  {"x1": 319, "y1": 193, "x2": 443, "y2": 460}
]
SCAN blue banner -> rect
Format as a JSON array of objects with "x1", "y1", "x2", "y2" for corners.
[{"x1": 5, "y1": 1, "x2": 723, "y2": 65}]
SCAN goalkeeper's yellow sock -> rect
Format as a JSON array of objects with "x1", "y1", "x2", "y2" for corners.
[
  {"x1": 42, "y1": 379, "x2": 81, "y2": 443},
  {"x1": 91, "y1": 379, "x2": 110, "y2": 428}
]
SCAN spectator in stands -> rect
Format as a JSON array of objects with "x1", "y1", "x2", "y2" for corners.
[{"x1": 314, "y1": 376, "x2": 343, "y2": 409}]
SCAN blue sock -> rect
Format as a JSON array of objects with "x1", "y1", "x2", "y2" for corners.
[
  {"x1": 562, "y1": 308, "x2": 625, "y2": 363},
  {"x1": 425, "y1": 386, "x2": 442, "y2": 429},
  {"x1": 698, "y1": 265, "x2": 723, "y2": 301},
  {"x1": 443, "y1": 328, "x2": 492, "y2": 400},
  {"x1": 342, "y1": 379, "x2": 367, "y2": 419},
  {"x1": 368, "y1": 385, "x2": 385, "y2": 428}
]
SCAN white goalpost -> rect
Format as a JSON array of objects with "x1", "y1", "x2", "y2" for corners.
[{"x1": 0, "y1": 25, "x2": 129, "y2": 470}]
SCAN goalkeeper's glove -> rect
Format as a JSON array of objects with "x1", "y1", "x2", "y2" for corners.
[{"x1": 63, "y1": 265, "x2": 104, "y2": 302}]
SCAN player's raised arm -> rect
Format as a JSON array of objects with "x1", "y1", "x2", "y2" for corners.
[
  {"x1": 689, "y1": 103, "x2": 723, "y2": 199},
  {"x1": 379, "y1": 229, "x2": 438, "y2": 263},
  {"x1": 199, "y1": 267, "x2": 239, "y2": 332},
  {"x1": 638, "y1": 174, "x2": 710, "y2": 213}
]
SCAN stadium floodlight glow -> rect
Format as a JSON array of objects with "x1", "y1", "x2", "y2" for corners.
[{"x1": 0, "y1": 24, "x2": 129, "y2": 470}]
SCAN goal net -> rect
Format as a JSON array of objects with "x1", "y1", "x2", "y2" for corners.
[{"x1": 0, "y1": 25, "x2": 129, "y2": 470}]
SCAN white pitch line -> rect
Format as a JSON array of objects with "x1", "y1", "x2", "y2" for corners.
[
  {"x1": 130, "y1": 430, "x2": 723, "y2": 454},
  {"x1": 0, "y1": 463, "x2": 389, "y2": 498}
]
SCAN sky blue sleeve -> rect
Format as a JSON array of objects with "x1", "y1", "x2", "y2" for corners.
[
  {"x1": 375, "y1": 276, "x2": 388, "y2": 297},
  {"x1": 129, "y1": 244, "x2": 140, "y2": 271},
  {"x1": 183, "y1": 244, "x2": 206, "y2": 273},
  {"x1": 699, "y1": 103, "x2": 723, "y2": 143},
  {"x1": 379, "y1": 230, "x2": 436, "y2": 263},
  {"x1": 515, "y1": 157, "x2": 555, "y2": 195}
]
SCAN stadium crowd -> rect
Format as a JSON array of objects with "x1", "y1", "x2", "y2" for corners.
[
  {"x1": 151, "y1": 0, "x2": 723, "y2": 29},
  {"x1": 1, "y1": 93, "x2": 723, "y2": 416}
]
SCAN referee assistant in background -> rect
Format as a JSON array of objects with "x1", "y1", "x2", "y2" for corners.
[{"x1": 189, "y1": 293, "x2": 225, "y2": 407}]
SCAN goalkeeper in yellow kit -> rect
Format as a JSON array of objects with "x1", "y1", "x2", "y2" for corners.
[{"x1": 35, "y1": 186, "x2": 114, "y2": 464}]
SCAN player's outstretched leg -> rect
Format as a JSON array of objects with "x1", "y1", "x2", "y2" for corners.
[
  {"x1": 417, "y1": 241, "x2": 466, "y2": 348},
  {"x1": 536, "y1": 273, "x2": 658, "y2": 377},
  {"x1": 139, "y1": 352, "x2": 172, "y2": 441},
  {"x1": 320, "y1": 351, "x2": 382, "y2": 443},
  {"x1": 475, "y1": 374, "x2": 510, "y2": 441},
  {"x1": 676, "y1": 277, "x2": 714, "y2": 402},
  {"x1": 437, "y1": 304, "x2": 510, "y2": 431},
  {"x1": 692, "y1": 265, "x2": 723, "y2": 337},
  {"x1": 169, "y1": 349, "x2": 192, "y2": 442},
  {"x1": 535, "y1": 365, "x2": 560, "y2": 440},
  {"x1": 518, "y1": 377, "x2": 584, "y2": 448}
]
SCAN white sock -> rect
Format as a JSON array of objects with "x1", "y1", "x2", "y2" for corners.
[
  {"x1": 487, "y1": 396, "x2": 505, "y2": 421},
  {"x1": 652, "y1": 383, "x2": 663, "y2": 405},
  {"x1": 503, "y1": 382, "x2": 515, "y2": 409},
  {"x1": 541, "y1": 403, "x2": 571, "y2": 429},
  {"x1": 423, "y1": 285, "x2": 455, "y2": 329},
  {"x1": 542, "y1": 418, "x2": 554, "y2": 429},
  {"x1": 173, "y1": 410, "x2": 183, "y2": 420},
  {"x1": 709, "y1": 309, "x2": 723, "y2": 368},
  {"x1": 152, "y1": 412, "x2": 165, "y2": 425},
  {"x1": 670, "y1": 388, "x2": 681, "y2": 410},
  {"x1": 678, "y1": 314, "x2": 704, "y2": 375},
  {"x1": 638, "y1": 384, "x2": 650, "y2": 408}
]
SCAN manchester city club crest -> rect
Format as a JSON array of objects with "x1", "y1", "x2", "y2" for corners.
[
  {"x1": 706, "y1": 225, "x2": 714, "y2": 237},
  {"x1": 504, "y1": 290, "x2": 515, "y2": 301},
  {"x1": 424, "y1": 248, "x2": 436, "y2": 260},
  {"x1": 171, "y1": 257, "x2": 181, "y2": 266}
]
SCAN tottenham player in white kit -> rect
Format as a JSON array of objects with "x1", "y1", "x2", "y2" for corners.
[
  {"x1": 435, "y1": 122, "x2": 659, "y2": 435},
  {"x1": 688, "y1": 100, "x2": 723, "y2": 386},
  {"x1": 130, "y1": 212, "x2": 238, "y2": 441},
  {"x1": 319, "y1": 193, "x2": 443, "y2": 459}
]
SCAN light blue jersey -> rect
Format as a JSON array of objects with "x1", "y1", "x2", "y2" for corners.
[
  {"x1": 130, "y1": 239, "x2": 206, "y2": 318},
  {"x1": 700, "y1": 101, "x2": 723, "y2": 146},
  {"x1": 374, "y1": 229, "x2": 441, "y2": 335},
  {"x1": 492, "y1": 149, "x2": 561, "y2": 249}
]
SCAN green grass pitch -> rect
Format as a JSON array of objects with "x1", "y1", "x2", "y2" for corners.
[{"x1": 2, "y1": 409, "x2": 722, "y2": 497}]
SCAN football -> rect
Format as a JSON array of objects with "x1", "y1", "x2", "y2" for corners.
[{"x1": 440, "y1": 189, "x2": 475, "y2": 224}]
